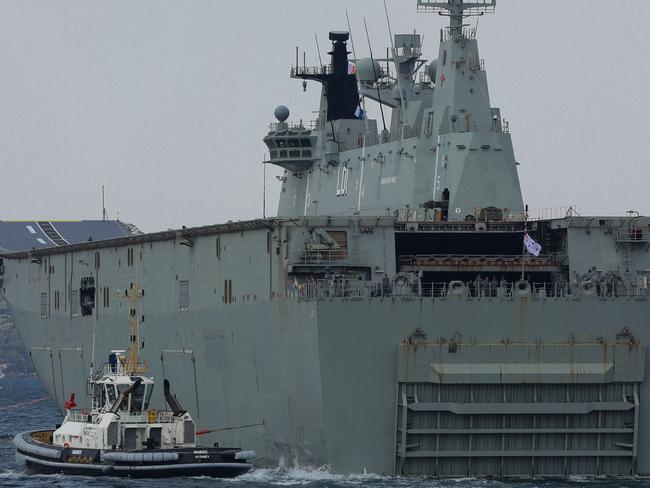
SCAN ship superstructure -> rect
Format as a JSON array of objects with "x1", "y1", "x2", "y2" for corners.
[
  {"x1": 266, "y1": 0, "x2": 523, "y2": 221},
  {"x1": 2, "y1": 0, "x2": 650, "y2": 478}
]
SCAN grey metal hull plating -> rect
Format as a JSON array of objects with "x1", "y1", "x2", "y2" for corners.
[{"x1": 5, "y1": 280, "x2": 650, "y2": 475}]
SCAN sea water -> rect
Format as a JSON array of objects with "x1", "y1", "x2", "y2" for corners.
[{"x1": 1, "y1": 377, "x2": 648, "y2": 488}]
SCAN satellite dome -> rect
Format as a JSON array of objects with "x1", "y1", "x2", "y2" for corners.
[
  {"x1": 356, "y1": 58, "x2": 382, "y2": 82},
  {"x1": 274, "y1": 105, "x2": 290, "y2": 123}
]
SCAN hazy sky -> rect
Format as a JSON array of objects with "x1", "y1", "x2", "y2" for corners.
[{"x1": 0, "y1": 1, "x2": 648, "y2": 232}]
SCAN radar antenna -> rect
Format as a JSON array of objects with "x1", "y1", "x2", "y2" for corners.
[{"x1": 417, "y1": 0, "x2": 495, "y2": 36}]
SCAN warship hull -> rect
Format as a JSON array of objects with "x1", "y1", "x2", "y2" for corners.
[
  {"x1": 3, "y1": 217, "x2": 650, "y2": 476},
  {"x1": 3, "y1": 0, "x2": 649, "y2": 478}
]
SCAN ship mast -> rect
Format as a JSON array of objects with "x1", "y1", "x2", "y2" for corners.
[
  {"x1": 417, "y1": 0, "x2": 496, "y2": 35},
  {"x1": 124, "y1": 282, "x2": 147, "y2": 375}
]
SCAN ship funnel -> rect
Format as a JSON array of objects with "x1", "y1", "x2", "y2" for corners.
[{"x1": 292, "y1": 31, "x2": 359, "y2": 121}]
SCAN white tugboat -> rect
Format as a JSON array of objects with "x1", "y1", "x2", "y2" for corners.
[{"x1": 14, "y1": 284, "x2": 255, "y2": 478}]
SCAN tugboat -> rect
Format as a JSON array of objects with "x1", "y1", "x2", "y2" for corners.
[{"x1": 14, "y1": 284, "x2": 255, "y2": 478}]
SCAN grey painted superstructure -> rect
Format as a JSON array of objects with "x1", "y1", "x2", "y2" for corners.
[{"x1": 2, "y1": 0, "x2": 650, "y2": 477}]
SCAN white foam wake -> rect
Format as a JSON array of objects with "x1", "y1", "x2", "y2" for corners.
[{"x1": 233, "y1": 463, "x2": 395, "y2": 486}]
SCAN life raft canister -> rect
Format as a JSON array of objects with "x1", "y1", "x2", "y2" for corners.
[
  {"x1": 515, "y1": 280, "x2": 531, "y2": 296},
  {"x1": 449, "y1": 280, "x2": 466, "y2": 296},
  {"x1": 580, "y1": 279, "x2": 597, "y2": 296}
]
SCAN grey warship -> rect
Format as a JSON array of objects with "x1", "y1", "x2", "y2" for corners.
[{"x1": 2, "y1": 0, "x2": 650, "y2": 477}]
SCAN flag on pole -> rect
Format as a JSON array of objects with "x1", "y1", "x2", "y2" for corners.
[
  {"x1": 524, "y1": 230, "x2": 542, "y2": 257},
  {"x1": 348, "y1": 62, "x2": 357, "y2": 75}
]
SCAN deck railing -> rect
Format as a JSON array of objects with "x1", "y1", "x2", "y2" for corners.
[
  {"x1": 287, "y1": 278, "x2": 648, "y2": 302},
  {"x1": 300, "y1": 249, "x2": 348, "y2": 264},
  {"x1": 66, "y1": 408, "x2": 176, "y2": 424},
  {"x1": 398, "y1": 253, "x2": 567, "y2": 268},
  {"x1": 616, "y1": 228, "x2": 648, "y2": 243}
]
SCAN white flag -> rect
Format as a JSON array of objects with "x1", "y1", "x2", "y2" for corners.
[{"x1": 524, "y1": 232, "x2": 542, "y2": 257}]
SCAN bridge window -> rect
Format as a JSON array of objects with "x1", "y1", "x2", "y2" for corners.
[
  {"x1": 300, "y1": 138, "x2": 312, "y2": 147},
  {"x1": 289, "y1": 150, "x2": 300, "y2": 158},
  {"x1": 288, "y1": 138, "x2": 300, "y2": 148}
]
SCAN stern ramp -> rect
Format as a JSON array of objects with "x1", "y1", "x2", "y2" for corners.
[{"x1": 396, "y1": 341, "x2": 644, "y2": 476}]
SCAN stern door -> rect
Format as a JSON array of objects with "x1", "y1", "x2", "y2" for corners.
[{"x1": 396, "y1": 341, "x2": 644, "y2": 477}]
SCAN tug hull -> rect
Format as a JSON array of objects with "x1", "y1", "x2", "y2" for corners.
[{"x1": 14, "y1": 431, "x2": 253, "y2": 478}]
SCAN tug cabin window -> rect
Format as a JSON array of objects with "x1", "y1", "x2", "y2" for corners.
[
  {"x1": 127, "y1": 382, "x2": 151, "y2": 413},
  {"x1": 116, "y1": 385, "x2": 128, "y2": 411},
  {"x1": 130, "y1": 382, "x2": 146, "y2": 413},
  {"x1": 144, "y1": 385, "x2": 153, "y2": 411},
  {"x1": 106, "y1": 384, "x2": 117, "y2": 404},
  {"x1": 93, "y1": 383, "x2": 107, "y2": 409}
]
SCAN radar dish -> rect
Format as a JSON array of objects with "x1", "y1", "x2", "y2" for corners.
[
  {"x1": 329, "y1": 31, "x2": 350, "y2": 42},
  {"x1": 274, "y1": 105, "x2": 290, "y2": 123}
]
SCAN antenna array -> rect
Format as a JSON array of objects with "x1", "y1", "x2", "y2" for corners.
[{"x1": 417, "y1": 0, "x2": 496, "y2": 16}]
